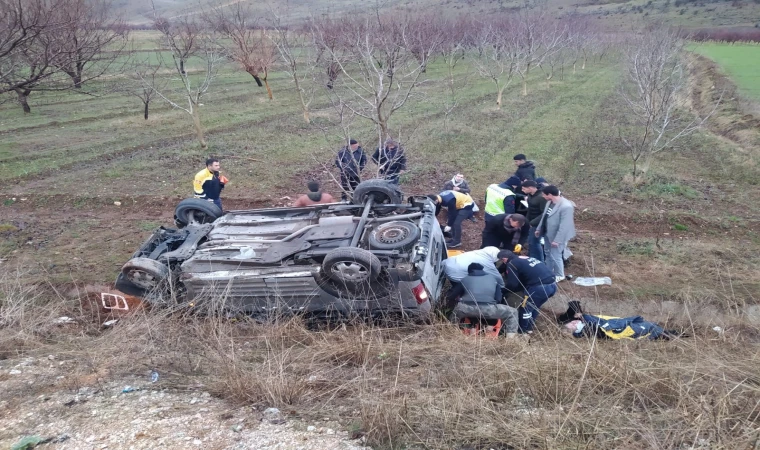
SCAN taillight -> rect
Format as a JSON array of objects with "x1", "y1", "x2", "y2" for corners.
[{"x1": 411, "y1": 283, "x2": 428, "y2": 304}]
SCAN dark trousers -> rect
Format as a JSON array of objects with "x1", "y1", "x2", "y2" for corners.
[
  {"x1": 447, "y1": 205, "x2": 473, "y2": 245},
  {"x1": 517, "y1": 282, "x2": 557, "y2": 333},
  {"x1": 481, "y1": 214, "x2": 501, "y2": 248},
  {"x1": 382, "y1": 172, "x2": 400, "y2": 184},
  {"x1": 528, "y1": 226, "x2": 544, "y2": 261},
  {"x1": 212, "y1": 198, "x2": 222, "y2": 210},
  {"x1": 340, "y1": 173, "x2": 360, "y2": 200}
]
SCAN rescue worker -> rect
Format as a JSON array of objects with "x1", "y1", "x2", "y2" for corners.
[
  {"x1": 335, "y1": 139, "x2": 367, "y2": 200},
  {"x1": 429, "y1": 190, "x2": 474, "y2": 248},
  {"x1": 483, "y1": 182, "x2": 516, "y2": 225},
  {"x1": 372, "y1": 139, "x2": 406, "y2": 184},
  {"x1": 442, "y1": 246, "x2": 504, "y2": 288},
  {"x1": 292, "y1": 181, "x2": 336, "y2": 207},
  {"x1": 521, "y1": 180, "x2": 548, "y2": 261},
  {"x1": 497, "y1": 250, "x2": 557, "y2": 334},
  {"x1": 193, "y1": 158, "x2": 227, "y2": 210},
  {"x1": 446, "y1": 263, "x2": 518, "y2": 337},
  {"x1": 481, "y1": 213, "x2": 527, "y2": 249}
]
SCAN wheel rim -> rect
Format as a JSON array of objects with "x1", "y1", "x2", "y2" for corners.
[
  {"x1": 330, "y1": 261, "x2": 370, "y2": 282},
  {"x1": 127, "y1": 269, "x2": 159, "y2": 290},
  {"x1": 376, "y1": 226, "x2": 410, "y2": 244}
]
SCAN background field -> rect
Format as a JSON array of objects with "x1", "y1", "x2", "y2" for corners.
[
  {"x1": 692, "y1": 42, "x2": 760, "y2": 100},
  {"x1": 2, "y1": 25, "x2": 760, "y2": 449}
]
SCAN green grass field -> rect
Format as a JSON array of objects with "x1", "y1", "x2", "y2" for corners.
[{"x1": 692, "y1": 43, "x2": 760, "y2": 100}]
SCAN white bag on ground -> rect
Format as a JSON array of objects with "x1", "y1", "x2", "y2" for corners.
[{"x1": 573, "y1": 276, "x2": 612, "y2": 286}]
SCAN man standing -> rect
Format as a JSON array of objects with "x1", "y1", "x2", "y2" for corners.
[
  {"x1": 335, "y1": 139, "x2": 367, "y2": 201},
  {"x1": 521, "y1": 180, "x2": 548, "y2": 262},
  {"x1": 497, "y1": 250, "x2": 557, "y2": 334},
  {"x1": 512, "y1": 154, "x2": 537, "y2": 182},
  {"x1": 193, "y1": 158, "x2": 227, "y2": 210},
  {"x1": 481, "y1": 213, "x2": 526, "y2": 250},
  {"x1": 446, "y1": 263, "x2": 518, "y2": 337},
  {"x1": 292, "y1": 181, "x2": 336, "y2": 207},
  {"x1": 537, "y1": 185, "x2": 575, "y2": 282},
  {"x1": 372, "y1": 139, "x2": 406, "y2": 184},
  {"x1": 429, "y1": 190, "x2": 474, "y2": 249}
]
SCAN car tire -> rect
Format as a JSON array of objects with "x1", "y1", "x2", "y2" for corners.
[
  {"x1": 322, "y1": 248, "x2": 382, "y2": 286},
  {"x1": 369, "y1": 221, "x2": 420, "y2": 250},
  {"x1": 351, "y1": 179, "x2": 403, "y2": 206},
  {"x1": 174, "y1": 198, "x2": 222, "y2": 228},
  {"x1": 121, "y1": 257, "x2": 170, "y2": 291}
]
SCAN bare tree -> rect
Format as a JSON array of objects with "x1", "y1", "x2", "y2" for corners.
[
  {"x1": 0, "y1": 0, "x2": 69, "y2": 112},
  {"x1": 146, "y1": 16, "x2": 223, "y2": 148},
  {"x1": 438, "y1": 16, "x2": 469, "y2": 131},
  {"x1": 472, "y1": 17, "x2": 516, "y2": 109},
  {"x1": 207, "y1": 3, "x2": 277, "y2": 100},
  {"x1": 51, "y1": 0, "x2": 128, "y2": 89},
  {"x1": 127, "y1": 53, "x2": 167, "y2": 120},
  {"x1": 618, "y1": 28, "x2": 717, "y2": 178},
  {"x1": 311, "y1": 11, "x2": 440, "y2": 148},
  {"x1": 154, "y1": 15, "x2": 200, "y2": 76},
  {"x1": 269, "y1": 11, "x2": 318, "y2": 122}
]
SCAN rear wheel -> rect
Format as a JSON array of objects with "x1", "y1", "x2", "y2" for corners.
[
  {"x1": 321, "y1": 248, "x2": 385, "y2": 296},
  {"x1": 121, "y1": 257, "x2": 170, "y2": 291},
  {"x1": 174, "y1": 198, "x2": 222, "y2": 228},
  {"x1": 351, "y1": 179, "x2": 403, "y2": 210},
  {"x1": 369, "y1": 221, "x2": 420, "y2": 250}
]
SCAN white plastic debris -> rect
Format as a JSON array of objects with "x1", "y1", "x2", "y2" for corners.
[
  {"x1": 712, "y1": 326, "x2": 723, "y2": 333},
  {"x1": 53, "y1": 316, "x2": 76, "y2": 325},
  {"x1": 573, "y1": 277, "x2": 612, "y2": 287},
  {"x1": 102, "y1": 319, "x2": 119, "y2": 327},
  {"x1": 113, "y1": 201, "x2": 121, "y2": 206},
  {"x1": 232, "y1": 247, "x2": 256, "y2": 260}
]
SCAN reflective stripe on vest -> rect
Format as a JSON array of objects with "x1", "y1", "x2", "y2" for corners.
[{"x1": 484, "y1": 184, "x2": 514, "y2": 216}]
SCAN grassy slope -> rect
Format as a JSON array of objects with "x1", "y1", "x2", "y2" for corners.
[{"x1": 691, "y1": 42, "x2": 760, "y2": 100}]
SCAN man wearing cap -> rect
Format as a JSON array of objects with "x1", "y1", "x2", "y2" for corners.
[
  {"x1": 372, "y1": 139, "x2": 407, "y2": 184},
  {"x1": 481, "y1": 213, "x2": 527, "y2": 249},
  {"x1": 446, "y1": 262, "x2": 519, "y2": 337},
  {"x1": 521, "y1": 180, "x2": 548, "y2": 261},
  {"x1": 497, "y1": 250, "x2": 557, "y2": 334},
  {"x1": 512, "y1": 153, "x2": 537, "y2": 182},
  {"x1": 335, "y1": 139, "x2": 367, "y2": 200}
]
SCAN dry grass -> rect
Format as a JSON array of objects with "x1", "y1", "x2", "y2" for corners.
[{"x1": 2, "y1": 272, "x2": 760, "y2": 449}]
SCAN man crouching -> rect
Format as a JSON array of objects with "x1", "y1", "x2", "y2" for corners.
[{"x1": 446, "y1": 262, "x2": 519, "y2": 337}]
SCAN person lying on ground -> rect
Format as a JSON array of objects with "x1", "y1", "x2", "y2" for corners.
[
  {"x1": 481, "y1": 213, "x2": 527, "y2": 249},
  {"x1": 558, "y1": 302, "x2": 680, "y2": 340},
  {"x1": 443, "y1": 173, "x2": 471, "y2": 194},
  {"x1": 446, "y1": 263, "x2": 518, "y2": 337},
  {"x1": 292, "y1": 181, "x2": 336, "y2": 207},
  {"x1": 443, "y1": 246, "x2": 505, "y2": 289},
  {"x1": 497, "y1": 250, "x2": 557, "y2": 334},
  {"x1": 429, "y1": 190, "x2": 475, "y2": 249}
]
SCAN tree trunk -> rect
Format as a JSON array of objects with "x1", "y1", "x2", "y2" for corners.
[
  {"x1": 522, "y1": 77, "x2": 528, "y2": 96},
  {"x1": 15, "y1": 88, "x2": 31, "y2": 114},
  {"x1": 496, "y1": 88, "x2": 503, "y2": 109},
  {"x1": 143, "y1": 101, "x2": 149, "y2": 120},
  {"x1": 573, "y1": 62, "x2": 576, "y2": 74},
  {"x1": 180, "y1": 59, "x2": 186, "y2": 75},
  {"x1": 263, "y1": 78, "x2": 273, "y2": 100},
  {"x1": 73, "y1": 74, "x2": 82, "y2": 89},
  {"x1": 191, "y1": 107, "x2": 207, "y2": 149},
  {"x1": 293, "y1": 76, "x2": 310, "y2": 124}
]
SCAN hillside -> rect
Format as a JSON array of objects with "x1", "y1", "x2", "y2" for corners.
[{"x1": 115, "y1": 0, "x2": 760, "y2": 29}]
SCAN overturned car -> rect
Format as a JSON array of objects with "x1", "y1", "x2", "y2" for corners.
[{"x1": 115, "y1": 180, "x2": 447, "y2": 318}]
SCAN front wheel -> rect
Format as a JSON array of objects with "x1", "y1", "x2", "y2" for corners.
[
  {"x1": 121, "y1": 257, "x2": 170, "y2": 291},
  {"x1": 174, "y1": 198, "x2": 222, "y2": 228}
]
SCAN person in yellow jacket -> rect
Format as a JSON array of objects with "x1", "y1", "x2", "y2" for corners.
[
  {"x1": 428, "y1": 190, "x2": 474, "y2": 248},
  {"x1": 193, "y1": 158, "x2": 228, "y2": 210}
]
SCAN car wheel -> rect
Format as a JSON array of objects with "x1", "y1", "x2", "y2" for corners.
[
  {"x1": 322, "y1": 248, "x2": 382, "y2": 286},
  {"x1": 174, "y1": 198, "x2": 222, "y2": 228},
  {"x1": 121, "y1": 257, "x2": 170, "y2": 291},
  {"x1": 369, "y1": 221, "x2": 420, "y2": 250},
  {"x1": 351, "y1": 179, "x2": 403, "y2": 207}
]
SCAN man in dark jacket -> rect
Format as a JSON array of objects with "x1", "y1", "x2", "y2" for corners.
[
  {"x1": 521, "y1": 180, "x2": 548, "y2": 261},
  {"x1": 446, "y1": 263, "x2": 518, "y2": 336},
  {"x1": 513, "y1": 154, "x2": 537, "y2": 182},
  {"x1": 498, "y1": 250, "x2": 557, "y2": 334},
  {"x1": 372, "y1": 140, "x2": 406, "y2": 184},
  {"x1": 335, "y1": 139, "x2": 367, "y2": 201},
  {"x1": 481, "y1": 213, "x2": 526, "y2": 249}
]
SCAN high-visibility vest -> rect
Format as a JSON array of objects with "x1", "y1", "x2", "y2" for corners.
[{"x1": 484, "y1": 184, "x2": 514, "y2": 216}]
